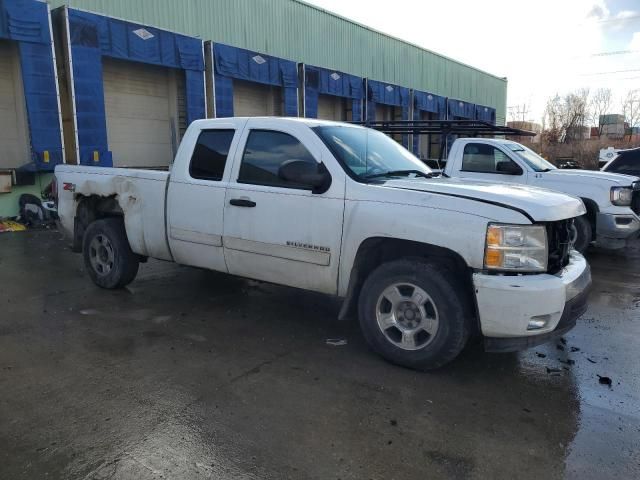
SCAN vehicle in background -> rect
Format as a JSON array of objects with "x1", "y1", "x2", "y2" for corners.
[
  {"x1": 601, "y1": 147, "x2": 640, "y2": 178},
  {"x1": 54, "y1": 118, "x2": 590, "y2": 370},
  {"x1": 599, "y1": 147, "x2": 621, "y2": 169},
  {"x1": 365, "y1": 121, "x2": 640, "y2": 253},
  {"x1": 443, "y1": 139, "x2": 640, "y2": 251},
  {"x1": 557, "y1": 158, "x2": 581, "y2": 170}
]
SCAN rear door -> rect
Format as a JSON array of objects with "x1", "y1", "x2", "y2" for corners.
[
  {"x1": 166, "y1": 119, "x2": 246, "y2": 272},
  {"x1": 222, "y1": 119, "x2": 345, "y2": 294}
]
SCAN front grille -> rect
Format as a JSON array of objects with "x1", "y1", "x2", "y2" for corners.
[
  {"x1": 632, "y1": 184, "x2": 640, "y2": 216},
  {"x1": 546, "y1": 219, "x2": 573, "y2": 274}
]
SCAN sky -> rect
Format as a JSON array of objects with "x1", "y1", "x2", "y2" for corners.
[{"x1": 304, "y1": 0, "x2": 640, "y2": 124}]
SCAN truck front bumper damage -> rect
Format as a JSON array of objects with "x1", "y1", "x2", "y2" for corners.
[
  {"x1": 473, "y1": 253, "x2": 591, "y2": 352},
  {"x1": 595, "y1": 212, "x2": 640, "y2": 249}
]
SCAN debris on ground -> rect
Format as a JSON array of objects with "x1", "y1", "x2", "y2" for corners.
[
  {"x1": 536, "y1": 352, "x2": 547, "y2": 358},
  {"x1": 597, "y1": 375, "x2": 612, "y2": 386},
  {"x1": 546, "y1": 367, "x2": 562, "y2": 375},
  {"x1": 559, "y1": 359, "x2": 576, "y2": 366},
  {"x1": 325, "y1": 338, "x2": 347, "y2": 346},
  {"x1": 0, "y1": 220, "x2": 27, "y2": 233},
  {"x1": 570, "y1": 347, "x2": 580, "y2": 352},
  {"x1": 587, "y1": 358, "x2": 597, "y2": 364}
]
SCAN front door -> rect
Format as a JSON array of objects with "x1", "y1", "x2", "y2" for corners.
[
  {"x1": 223, "y1": 119, "x2": 345, "y2": 294},
  {"x1": 456, "y1": 142, "x2": 528, "y2": 185}
]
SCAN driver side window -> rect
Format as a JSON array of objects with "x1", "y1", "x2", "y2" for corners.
[
  {"x1": 461, "y1": 143, "x2": 521, "y2": 175},
  {"x1": 238, "y1": 130, "x2": 318, "y2": 189}
]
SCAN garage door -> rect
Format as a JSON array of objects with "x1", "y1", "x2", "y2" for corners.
[
  {"x1": 317, "y1": 94, "x2": 348, "y2": 121},
  {"x1": 375, "y1": 104, "x2": 403, "y2": 143},
  {"x1": 233, "y1": 79, "x2": 283, "y2": 117},
  {"x1": 417, "y1": 111, "x2": 440, "y2": 160},
  {"x1": 0, "y1": 41, "x2": 30, "y2": 170},
  {"x1": 103, "y1": 58, "x2": 183, "y2": 168}
]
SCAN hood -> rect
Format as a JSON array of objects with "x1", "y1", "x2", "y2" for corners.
[
  {"x1": 380, "y1": 177, "x2": 586, "y2": 222},
  {"x1": 546, "y1": 169, "x2": 639, "y2": 185}
]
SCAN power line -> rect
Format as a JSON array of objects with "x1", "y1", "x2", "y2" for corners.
[
  {"x1": 591, "y1": 49, "x2": 640, "y2": 57},
  {"x1": 588, "y1": 13, "x2": 640, "y2": 24},
  {"x1": 579, "y1": 68, "x2": 640, "y2": 76}
]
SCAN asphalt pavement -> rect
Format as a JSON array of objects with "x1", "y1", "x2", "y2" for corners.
[{"x1": 0, "y1": 230, "x2": 638, "y2": 479}]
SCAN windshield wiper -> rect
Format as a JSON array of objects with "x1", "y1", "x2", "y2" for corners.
[{"x1": 363, "y1": 169, "x2": 433, "y2": 180}]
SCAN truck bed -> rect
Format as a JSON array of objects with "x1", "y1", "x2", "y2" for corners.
[{"x1": 55, "y1": 165, "x2": 172, "y2": 261}]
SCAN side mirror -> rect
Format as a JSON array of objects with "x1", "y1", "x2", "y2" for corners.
[
  {"x1": 496, "y1": 161, "x2": 522, "y2": 175},
  {"x1": 278, "y1": 159, "x2": 332, "y2": 194}
]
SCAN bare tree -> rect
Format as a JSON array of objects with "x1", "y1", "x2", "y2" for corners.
[
  {"x1": 543, "y1": 89, "x2": 590, "y2": 143},
  {"x1": 621, "y1": 89, "x2": 640, "y2": 130},
  {"x1": 589, "y1": 88, "x2": 612, "y2": 136}
]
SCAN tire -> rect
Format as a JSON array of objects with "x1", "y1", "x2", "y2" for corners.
[
  {"x1": 83, "y1": 217, "x2": 139, "y2": 289},
  {"x1": 572, "y1": 215, "x2": 592, "y2": 254},
  {"x1": 358, "y1": 259, "x2": 470, "y2": 370}
]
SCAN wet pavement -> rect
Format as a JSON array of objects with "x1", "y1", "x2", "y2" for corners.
[{"x1": 0, "y1": 229, "x2": 638, "y2": 479}]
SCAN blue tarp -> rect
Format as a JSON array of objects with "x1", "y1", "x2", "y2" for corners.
[
  {"x1": 412, "y1": 90, "x2": 446, "y2": 155},
  {"x1": 303, "y1": 65, "x2": 363, "y2": 121},
  {"x1": 447, "y1": 98, "x2": 475, "y2": 119},
  {"x1": 475, "y1": 104, "x2": 496, "y2": 124},
  {"x1": 0, "y1": 0, "x2": 63, "y2": 171},
  {"x1": 366, "y1": 79, "x2": 410, "y2": 147},
  {"x1": 68, "y1": 9, "x2": 206, "y2": 166},
  {"x1": 213, "y1": 43, "x2": 298, "y2": 117}
]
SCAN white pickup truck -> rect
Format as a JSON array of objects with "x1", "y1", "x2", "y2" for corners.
[
  {"x1": 55, "y1": 118, "x2": 591, "y2": 370},
  {"x1": 441, "y1": 138, "x2": 640, "y2": 251}
]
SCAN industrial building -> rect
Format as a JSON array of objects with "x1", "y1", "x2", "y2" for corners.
[{"x1": 0, "y1": 0, "x2": 507, "y2": 217}]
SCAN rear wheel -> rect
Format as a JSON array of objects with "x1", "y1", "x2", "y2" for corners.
[
  {"x1": 572, "y1": 215, "x2": 592, "y2": 253},
  {"x1": 83, "y1": 218, "x2": 139, "y2": 289},
  {"x1": 358, "y1": 259, "x2": 470, "y2": 370}
]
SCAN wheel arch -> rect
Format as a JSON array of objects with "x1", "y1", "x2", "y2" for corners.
[
  {"x1": 579, "y1": 197, "x2": 598, "y2": 240},
  {"x1": 339, "y1": 237, "x2": 477, "y2": 331},
  {"x1": 72, "y1": 194, "x2": 124, "y2": 252}
]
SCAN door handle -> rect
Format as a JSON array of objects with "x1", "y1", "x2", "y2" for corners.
[{"x1": 229, "y1": 198, "x2": 256, "y2": 208}]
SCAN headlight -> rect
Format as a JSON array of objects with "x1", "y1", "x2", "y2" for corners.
[
  {"x1": 610, "y1": 186, "x2": 633, "y2": 206},
  {"x1": 484, "y1": 224, "x2": 548, "y2": 272}
]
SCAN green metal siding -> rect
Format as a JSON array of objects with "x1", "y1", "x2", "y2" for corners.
[{"x1": 49, "y1": 0, "x2": 507, "y2": 123}]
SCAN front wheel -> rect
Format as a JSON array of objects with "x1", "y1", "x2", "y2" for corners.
[
  {"x1": 358, "y1": 259, "x2": 470, "y2": 370},
  {"x1": 83, "y1": 218, "x2": 139, "y2": 289},
  {"x1": 572, "y1": 215, "x2": 592, "y2": 254}
]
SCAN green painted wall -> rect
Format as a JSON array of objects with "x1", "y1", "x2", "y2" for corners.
[
  {"x1": 49, "y1": 0, "x2": 507, "y2": 124},
  {"x1": 0, "y1": 173, "x2": 52, "y2": 218}
]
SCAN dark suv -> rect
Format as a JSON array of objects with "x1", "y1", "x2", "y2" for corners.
[{"x1": 602, "y1": 148, "x2": 640, "y2": 177}]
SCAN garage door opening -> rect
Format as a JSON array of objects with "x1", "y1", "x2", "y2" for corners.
[
  {"x1": 232, "y1": 79, "x2": 283, "y2": 117},
  {"x1": 103, "y1": 58, "x2": 186, "y2": 168},
  {"x1": 375, "y1": 104, "x2": 403, "y2": 144},
  {"x1": 416, "y1": 111, "x2": 443, "y2": 165},
  {"x1": 317, "y1": 94, "x2": 351, "y2": 121},
  {"x1": 0, "y1": 41, "x2": 30, "y2": 169}
]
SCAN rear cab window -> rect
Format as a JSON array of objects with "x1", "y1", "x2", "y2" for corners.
[{"x1": 189, "y1": 130, "x2": 235, "y2": 181}]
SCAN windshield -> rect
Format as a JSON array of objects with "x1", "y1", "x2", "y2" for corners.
[
  {"x1": 505, "y1": 142, "x2": 556, "y2": 172},
  {"x1": 313, "y1": 125, "x2": 432, "y2": 180}
]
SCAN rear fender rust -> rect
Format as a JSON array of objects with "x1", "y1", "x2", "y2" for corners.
[{"x1": 73, "y1": 176, "x2": 146, "y2": 254}]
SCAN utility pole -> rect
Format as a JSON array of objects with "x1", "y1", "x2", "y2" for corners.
[{"x1": 508, "y1": 104, "x2": 530, "y2": 123}]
